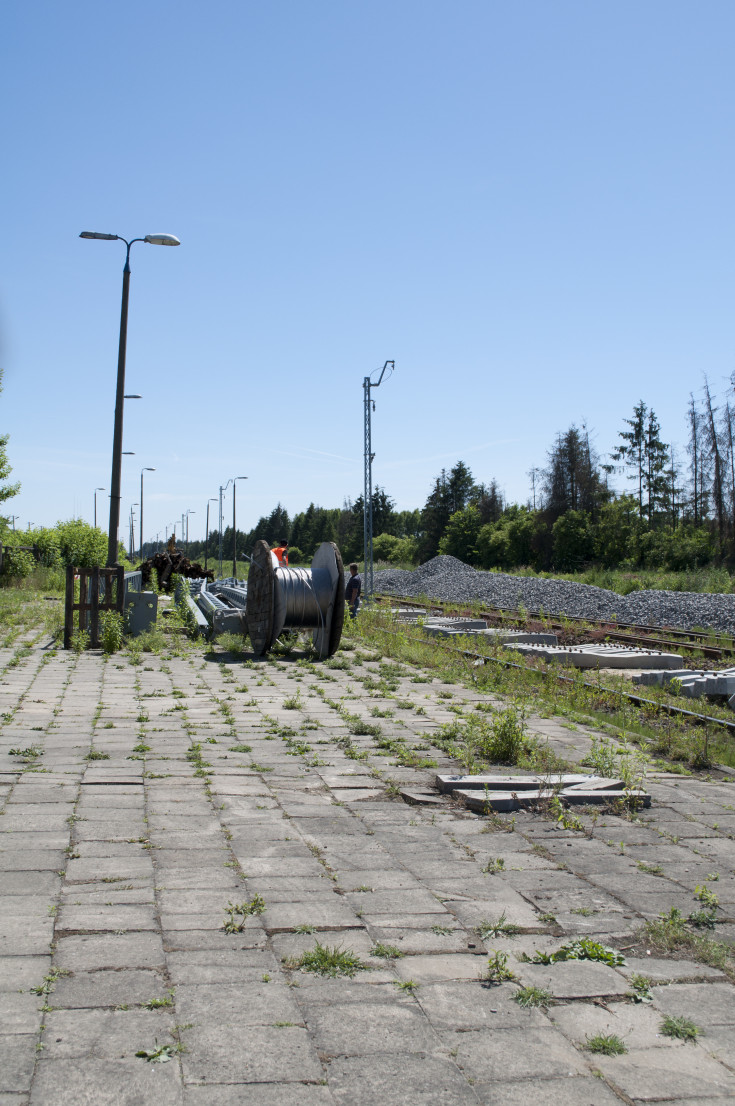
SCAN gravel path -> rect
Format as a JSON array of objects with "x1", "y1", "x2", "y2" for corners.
[{"x1": 374, "y1": 555, "x2": 735, "y2": 635}]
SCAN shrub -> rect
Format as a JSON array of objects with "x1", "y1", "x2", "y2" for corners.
[
  {"x1": 55, "y1": 519, "x2": 106, "y2": 568},
  {"x1": 0, "y1": 543, "x2": 34, "y2": 584},
  {"x1": 100, "y1": 611, "x2": 125, "y2": 654}
]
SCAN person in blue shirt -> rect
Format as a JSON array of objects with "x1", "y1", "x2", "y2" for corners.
[{"x1": 345, "y1": 563, "x2": 361, "y2": 619}]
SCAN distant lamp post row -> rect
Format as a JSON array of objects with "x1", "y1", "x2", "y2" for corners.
[
  {"x1": 218, "y1": 477, "x2": 247, "y2": 578},
  {"x1": 80, "y1": 229, "x2": 179, "y2": 566}
]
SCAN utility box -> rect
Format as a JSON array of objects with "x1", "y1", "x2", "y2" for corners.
[{"x1": 125, "y1": 591, "x2": 158, "y2": 637}]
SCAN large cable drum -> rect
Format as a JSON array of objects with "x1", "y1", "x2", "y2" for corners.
[{"x1": 246, "y1": 540, "x2": 345, "y2": 659}]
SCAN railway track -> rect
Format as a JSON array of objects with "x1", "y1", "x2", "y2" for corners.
[
  {"x1": 368, "y1": 615, "x2": 735, "y2": 747},
  {"x1": 374, "y1": 593, "x2": 735, "y2": 661}
]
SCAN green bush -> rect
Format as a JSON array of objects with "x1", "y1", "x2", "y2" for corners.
[
  {"x1": 55, "y1": 519, "x2": 107, "y2": 568},
  {"x1": 0, "y1": 542, "x2": 35, "y2": 584},
  {"x1": 100, "y1": 611, "x2": 125, "y2": 654}
]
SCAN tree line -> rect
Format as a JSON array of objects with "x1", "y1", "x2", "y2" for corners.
[
  {"x1": 5, "y1": 374, "x2": 735, "y2": 577},
  {"x1": 185, "y1": 378, "x2": 735, "y2": 573}
]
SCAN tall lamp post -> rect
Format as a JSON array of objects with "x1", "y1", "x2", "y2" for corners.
[
  {"x1": 140, "y1": 468, "x2": 155, "y2": 561},
  {"x1": 363, "y1": 360, "x2": 394, "y2": 602},
  {"x1": 129, "y1": 503, "x2": 139, "y2": 561},
  {"x1": 232, "y1": 477, "x2": 247, "y2": 577},
  {"x1": 185, "y1": 510, "x2": 195, "y2": 553},
  {"x1": 218, "y1": 476, "x2": 247, "y2": 579},
  {"x1": 80, "y1": 230, "x2": 179, "y2": 566},
  {"x1": 205, "y1": 498, "x2": 217, "y2": 571},
  {"x1": 94, "y1": 488, "x2": 105, "y2": 528}
]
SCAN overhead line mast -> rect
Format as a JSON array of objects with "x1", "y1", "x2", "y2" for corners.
[{"x1": 363, "y1": 360, "x2": 394, "y2": 602}]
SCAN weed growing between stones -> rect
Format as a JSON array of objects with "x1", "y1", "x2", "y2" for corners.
[
  {"x1": 285, "y1": 942, "x2": 369, "y2": 978},
  {"x1": 641, "y1": 908, "x2": 734, "y2": 981},
  {"x1": 524, "y1": 938, "x2": 625, "y2": 967},
  {"x1": 584, "y1": 1033, "x2": 627, "y2": 1056},
  {"x1": 627, "y1": 974, "x2": 654, "y2": 1003},
  {"x1": 513, "y1": 986, "x2": 552, "y2": 1008},
  {"x1": 136, "y1": 1041, "x2": 183, "y2": 1063},
  {"x1": 660, "y1": 1015, "x2": 702, "y2": 1042},
  {"x1": 371, "y1": 943, "x2": 404, "y2": 959},
  {"x1": 485, "y1": 950, "x2": 517, "y2": 983},
  {"x1": 143, "y1": 990, "x2": 175, "y2": 1010},
  {"x1": 476, "y1": 912, "x2": 519, "y2": 939},
  {"x1": 100, "y1": 610, "x2": 124, "y2": 654},
  {"x1": 223, "y1": 895, "x2": 266, "y2": 932}
]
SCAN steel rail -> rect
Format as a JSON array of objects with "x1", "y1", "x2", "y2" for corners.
[{"x1": 374, "y1": 593, "x2": 735, "y2": 660}]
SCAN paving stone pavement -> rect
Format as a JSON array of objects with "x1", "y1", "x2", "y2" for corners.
[{"x1": 1, "y1": 635, "x2": 735, "y2": 1104}]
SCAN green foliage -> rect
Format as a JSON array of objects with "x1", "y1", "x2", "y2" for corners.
[
  {"x1": 370, "y1": 943, "x2": 404, "y2": 959},
  {"x1": 223, "y1": 895, "x2": 266, "y2": 931},
  {"x1": 660, "y1": 1015, "x2": 701, "y2": 1042},
  {"x1": 477, "y1": 506, "x2": 539, "y2": 570},
  {"x1": 528, "y1": 938, "x2": 625, "y2": 967},
  {"x1": 439, "y1": 505, "x2": 483, "y2": 562},
  {"x1": 628, "y1": 973, "x2": 653, "y2": 1003},
  {"x1": 485, "y1": 950, "x2": 516, "y2": 983},
  {"x1": 71, "y1": 627, "x2": 90, "y2": 653},
  {"x1": 55, "y1": 519, "x2": 107, "y2": 568},
  {"x1": 287, "y1": 942, "x2": 369, "y2": 978},
  {"x1": 514, "y1": 986, "x2": 552, "y2": 1008},
  {"x1": 0, "y1": 541, "x2": 34, "y2": 584},
  {"x1": 585, "y1": 1033, "x2": 627, "y2": 1056},
  {"x1": 100, "y1": 611, "x2": 125, "y2": 654},
  {"x1": 641, "y1": 908, "x2": 734, "y2": 981},
  {"x1": 551, "y1": 509, "x2": 594, "y2": 570}
]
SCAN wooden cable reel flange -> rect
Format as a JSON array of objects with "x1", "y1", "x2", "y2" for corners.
[{"x1": 245, "y1": 540, "x2": 345, "y2": 658}]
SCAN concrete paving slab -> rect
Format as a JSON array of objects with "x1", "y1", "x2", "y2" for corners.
[
  {"x1": 451, "y1": 1025, "x2": 586, "y2": 1081},
  {"x1": 179, "y1": 1024, "x2": 323, "y2": 1084},
  {"x1": 29, "y1": 1058, "x2": 184, "y2": 1106},
  {"x1": 595, "y1": 1047, "x2": 735, "y2": 1100},
  {"x1": 326, "y1": 1054, "x2": 479, "y2": 1106}
]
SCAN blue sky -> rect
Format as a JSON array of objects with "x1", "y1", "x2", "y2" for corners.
[{"x1": 2, "y1": 1, "x2": 733, "y2": 544}]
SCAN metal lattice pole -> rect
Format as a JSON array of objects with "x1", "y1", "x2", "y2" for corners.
[{"x1": 362, "y1": 361, "x2": 394, "y2": 603}]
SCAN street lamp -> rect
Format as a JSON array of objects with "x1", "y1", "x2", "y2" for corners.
[
  {"x1": 218, "y1": 477, "x2": 247, "y2": 578},
  {"x1": 8, "y1": 515, "x2": 18, "y2": 532},
  {"x1": 93, "y1": 488, "x2": 105, "y2": 529},
  {"x1": 205, "y1": 498, "x2": 217, "y2": 571},
  {"x1": 185, "y1": 509, "x2": 195, "y2": 553},
  {"x1": 80, "y1": 230, "x2": 179, "y2": 566},
  {"x1": 129, "y1": 503, "x2": 139, "y2": 561},
  {"x1": 140, "y1": 468, "x2": 155, "y2": 561}
]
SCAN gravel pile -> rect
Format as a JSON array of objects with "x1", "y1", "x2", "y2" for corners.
[{"x1": 373, "y1": 556, "x2": 735, "y2": 635}]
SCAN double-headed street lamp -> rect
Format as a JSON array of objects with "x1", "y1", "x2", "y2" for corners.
[
  {"x1": 80, "y1": 230, "x2": 179, "y2": 566},
  {"x1": 140, "y1": 468, "x2": 155, "y2": 561},
  {"x1": 218, "y1": 477, "x2": 247, "y2": 578}
]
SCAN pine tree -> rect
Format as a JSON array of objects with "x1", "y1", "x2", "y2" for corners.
[{"x1": 612, "y1": 402, "x2": 647, "y2": 516}]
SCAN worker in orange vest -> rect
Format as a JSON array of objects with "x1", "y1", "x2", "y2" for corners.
[{"x1": 272, "y1": 541, "x2": 289, "y2": 567}]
